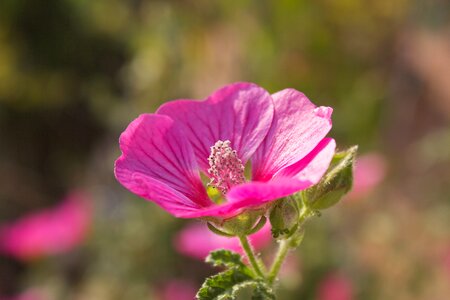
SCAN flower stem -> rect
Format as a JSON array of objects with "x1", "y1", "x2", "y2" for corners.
[
  {"x1": 267, "y1": 239, "x2": 290, "y2": 285},
  {"x1": 238, "y1": 235, "x2": 265, "y2": 279},
  {"x1": 267, "y1": 204, "x2": 312, "y2": 285}
]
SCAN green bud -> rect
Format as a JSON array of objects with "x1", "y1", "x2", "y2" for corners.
[
  {"x1": 269, "y1": 197, "x2": 300, "y2": 238},
  {"x1": 305, "y1": 145, "x2": 358, "y2": 210}
]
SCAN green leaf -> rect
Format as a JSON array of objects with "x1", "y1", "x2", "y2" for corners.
[
  {"x1": 252, "y1": 280, "x2": 276, "y2": 300},
  {"x1": 197, "y1": 276, "x2": 276, "y2": 300},
  {"x1": 306, "y1": 145, "x2": 358, "y2": 210},
  {"x1": 206, "y1": 249, "x2": 246, "y2": 269},
  {"x1": 198, "y1": 250, "x2": 275, "y2": 300},
  {"x1": 196, "y1": 268, "x2": 253, "y2": 300}
]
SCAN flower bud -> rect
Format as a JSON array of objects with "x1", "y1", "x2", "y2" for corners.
[
  {"x1": 269, "y1": 197, "x2": 300, "y2": 238},
  {"x1": 306, "y1": 146, "x2": 357, "y2": 210}
]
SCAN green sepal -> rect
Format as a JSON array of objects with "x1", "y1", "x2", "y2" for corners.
[
  {"x1": 246, "y1": 216, "x2": 267, "y2": 235},
  {"x1": 306, "y1": 145, "x2": 358, "y2": 210},
  {"x1": 221, "y1": 210, "x2": 265, "y2": 236},
  {"x1": 207, "y1": 223, "x2": 236, "y2": 237}
]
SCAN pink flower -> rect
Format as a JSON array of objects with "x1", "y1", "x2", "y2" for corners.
[
  {"x1": 0, "y1": 192, "x2": 91, "y2": 261},
  {"x1": 0, "y1": 289, "x2": 45, "y2": 300},
  {"x1": 174, "y1": 222, "x2": 271, "y2": 259},
  {"x1": 443, "y1": 248, "x2": 450, "y2": 279},
  {"x1": 157, "y1": 280, "x2": 197, "y2": 300},
  {"x1": 115, "y1": 82, "x2": 335, "y2": 218},
  {"x1": 317, "y1": 273, "x2": 354, "y2": 300},
  {"x1": 347, "y1": 153, "x2": 387, "y2": 200}
]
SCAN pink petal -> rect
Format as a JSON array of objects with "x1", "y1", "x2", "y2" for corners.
[
  {"x1": 347, "y1": 153, "x2": 387, "y2": 200},
  {"x1": 156, "y1": 82, "x2": 274, "y2": 172},
  {"x1": 130, "y1": 173, "x2": 207, "y2": 217},
  {"x1": 226, "y1": 138, "x2": 336, "y2": 208},
  {"x1": 174, "y1": 222, "x2": 271, "y2": 260},
  {"x1": 252, "y1": 89, "x2": 332, "y2": 181},
  {"x1": 115, "y1": 114, "x2": 210, "y2": 208},
  {"x1": 274, "y1": 138, "x2": 336, "y2": 181},
  {"x1": 317, "y1": 273, "x2": 354, "y2": 300},
  {"x1": 158, "y1": 280, "x2": 197, "y2": 300},
  {"x1": 171, "y1": 139, "x2": 335, "y2": 219}
]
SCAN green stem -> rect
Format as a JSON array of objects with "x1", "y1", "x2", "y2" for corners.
[
  {"x1": 267, "y1": 205, "x2": 311, "y2": 285},
  {"x1": 267, "y1": 239, "x2": 290, "y2": 285},
  {"x1": 238, "y1": 235, "x2": 265, "y2": 279}
]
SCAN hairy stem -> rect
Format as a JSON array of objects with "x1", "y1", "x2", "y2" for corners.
[
  {"x1": 268, "y1": 205, "x2": 311, "y2": 285},
  {"x1": 267, "y1": 239, "x2": 290, "y2": 285},
  {"x1": 238, "y1": 235, "x2": 266, "y2": 279}
]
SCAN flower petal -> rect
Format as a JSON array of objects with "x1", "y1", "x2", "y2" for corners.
[
  {"x1": 130, "y1": 173, "x2": 207, "y2": 216},
  {"x1": 274, "y1": 138, "x2": 336, "y2": 181},
  {"x1": 157, "y1": 82, "x2": 274, "y2": 172},
  {"x1": 115, "y1": 114, "x2": 210, "y2": 208},
  {"x1": 252, "y1": 89, "x2": 333, "y2": 181},
  {"x1": 174, "y1": 138, "x2": 335, "y2": 219},
  {"x1": 226, "y1": 138, "x2": 336, "y2": 209}
]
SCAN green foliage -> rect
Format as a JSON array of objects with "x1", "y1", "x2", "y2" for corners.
[
  {"x1": 205, "y1": 250, "x2": 247, "y2": 269},
  {"x1": 197, "y1": 250, "x2": 275, "y2": 300},
  {"x1": 251, "y1": 281, "x2": 276, "y2": 300},
  {"x1": 306, "y1": 146, "x2": 358, "y2": 210}
]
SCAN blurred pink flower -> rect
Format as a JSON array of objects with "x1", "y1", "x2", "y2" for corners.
[
  {"x1": 443, "y1": 249, "x2": 450, "y2": 279},
  {"x1": 157, "y1": 280, "x2": 196, "y2": 300},
  {"x1": 0, "y1": 192, "x2": 91, "y2": 261},
  {"x1": 317, "y1": 273, "x2": 354, "y2": 300},
  {"x1": 347, "y1": 153, "x2": 387, "y2": 200},
  {"x1": 0, "y1": 289, "x2": 45, "y2": 300},
  {"x1": 115, "y1": 82, "x2": 335, "y2": 219},
  {"x1": 174, "y1": 222, "x2": 271, "y2": 260}
]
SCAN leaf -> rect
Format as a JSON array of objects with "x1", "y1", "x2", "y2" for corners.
[
  {"x1": 197, "y1": 275, "x2": 276, "y2": 300},
  {"x1": 206, "y1": 249, "x2": 246, "y2": 269},
  {"x1": 197, "y1": 250, "x2": 275, "y2": 300},
  {"x1": 251, "y1": 280, "x2": 276, "y2": 300},
  {"x1": 196, "y1": 268, "x2": 253, "y2": 300}
]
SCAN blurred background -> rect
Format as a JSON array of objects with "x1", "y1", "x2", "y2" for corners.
[{"x1": 0, "y1": 0, "x2": 449, "y2": 299}]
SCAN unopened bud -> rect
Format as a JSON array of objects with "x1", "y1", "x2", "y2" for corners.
[
  {"x1": 306, "y1": 146, "x2": 357, "y2": 210},
  {"x1": 269, "y1": 197, "x2": 300, "y2": 238}
]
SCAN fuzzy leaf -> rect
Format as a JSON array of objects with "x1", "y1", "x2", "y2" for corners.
[
  {"x1": 252, "y1": 280, "x2": 276, "y2": 300},
  {"x1": 206, "y1": 249, "x2": 246, "y2": 269},
  {"x1": 196, "y1": 268, "x2": 253, "y2": 300}
]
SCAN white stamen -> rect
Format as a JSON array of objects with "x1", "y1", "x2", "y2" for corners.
[{"x1": 207, "y1": 140, "x2": 245, "y2": 194}]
